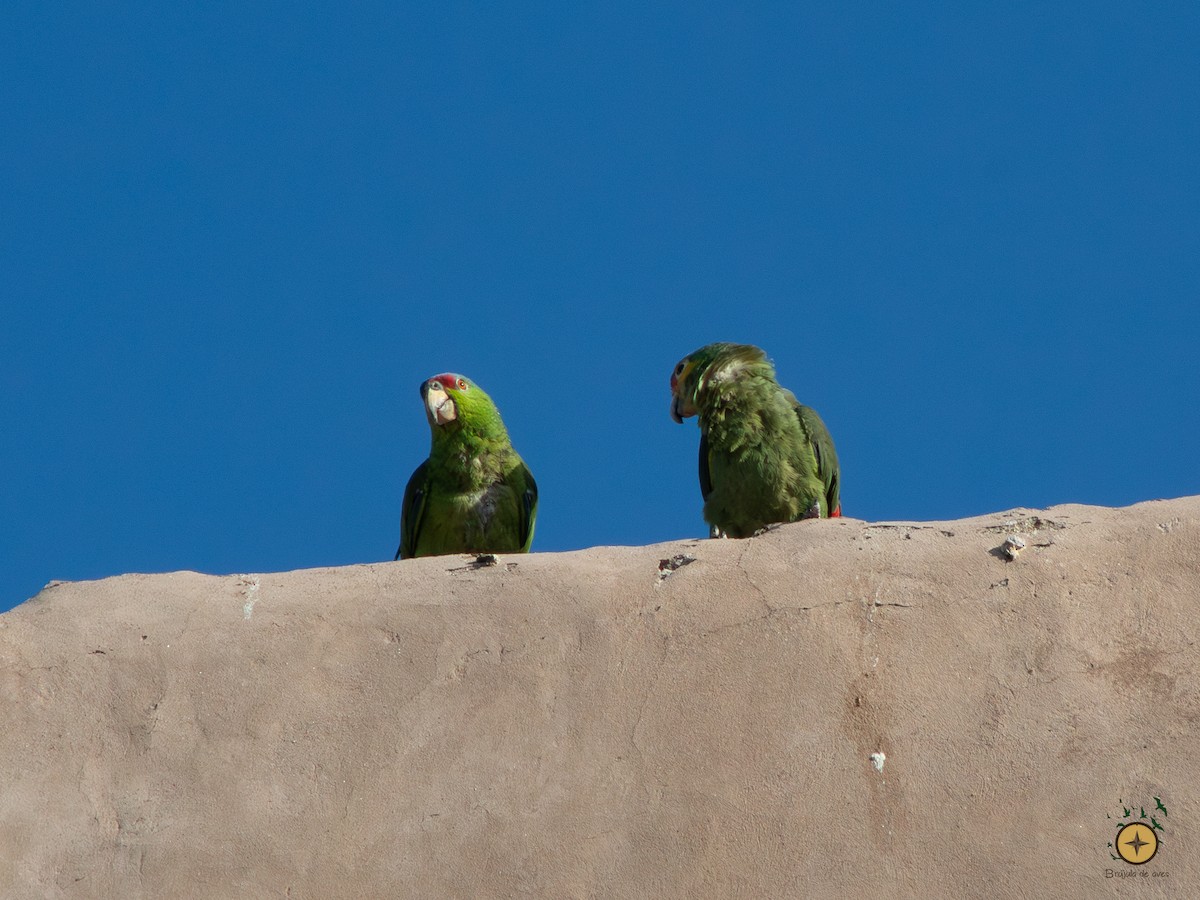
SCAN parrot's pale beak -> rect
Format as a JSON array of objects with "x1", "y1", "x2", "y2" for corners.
[
  {"x1": 670, "y1": 392, "x2": 696, "y2": 423},
  {"x1": 669, "y1": 371, "x2": 695, "y2": 423},
  {"x1": 424, "y1": 383, "x2": 458, "y2": 426}
]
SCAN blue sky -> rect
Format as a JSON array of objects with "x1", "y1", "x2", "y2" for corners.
[{"x1": 3, "y1": 3, "x2": 1198, "y2": 612}]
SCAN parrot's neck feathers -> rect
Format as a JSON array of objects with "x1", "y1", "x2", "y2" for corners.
[
  {"x1": 428, "y1": 407, "x2": 516, "y2": 491},
  {"x1": 704, "y1": 358, "x2": 751, "y2": 386},
  {"x1": 694, "y1": 351, "x2": 786, "y2": 439},
  {"x1": 434, "y1": 418, "x2": 510, "y2": 451},
  {"x1": 700, "y1": 346, "x2": 775, "y2": 395}
]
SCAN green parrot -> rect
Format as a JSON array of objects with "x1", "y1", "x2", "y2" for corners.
[
  {"x1": 396, "y1": 373, "x2": 538, "y2": 559},
  {"x1": 669, "y1": 342, "x2": 841, "y2": 538}
]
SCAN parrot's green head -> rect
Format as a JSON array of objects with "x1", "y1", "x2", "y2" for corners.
[
  {"x1": 670, "y1": 342, "x2": 769, "y2": 423},
  {"x1": 420, "y1": 373, "x2": 498, "y2": 431}
]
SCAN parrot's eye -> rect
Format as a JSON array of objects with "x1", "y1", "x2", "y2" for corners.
[
  {"x1": 457, "y1": 378, "x2": 468, "y2": 390},
  {"x1": 674, "y1": 362, "x2": 685, "y2": 375}
]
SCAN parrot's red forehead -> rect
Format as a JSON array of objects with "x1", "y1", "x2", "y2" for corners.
[{"x1": 429, "y1": 373, "x2": 465, "y2": 391}]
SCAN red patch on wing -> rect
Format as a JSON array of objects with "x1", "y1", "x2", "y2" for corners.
[{"x1": 830, "y1": 507, "x2": 842, "y2": 518}]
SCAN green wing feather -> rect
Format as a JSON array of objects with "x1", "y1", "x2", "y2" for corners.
[
  {"x1": 698, "y1": 431, "x2": 713, "y2": 502},
  {"x1": 793, "y1": 400, "x2": 840, "y2": 515},
  {"x1": 396, "y1": 460, "x2": 429, "y2": 560},
  {"x1": 517, "y1": 463, "x2": 539, "y2": 552}
]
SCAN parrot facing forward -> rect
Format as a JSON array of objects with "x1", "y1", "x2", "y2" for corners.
[
  {"x1": 396, "y1": 373, "x2": 538, "y2": 559},
  {"x1": 669, "y1": 342, "x2": 841, "y2": 538}
]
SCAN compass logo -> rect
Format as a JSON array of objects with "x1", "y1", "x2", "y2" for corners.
[
  {"x1": 1115, "y1": 822, "x2": 1157, "y2": 864},
  {"x1": 1107, "y1": 797, "x2": 1168, "y2": 867}
]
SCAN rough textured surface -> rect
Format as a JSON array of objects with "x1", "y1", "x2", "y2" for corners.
[{"x1": 2, "y1": 497, "x2": 1198, "y2": 898}]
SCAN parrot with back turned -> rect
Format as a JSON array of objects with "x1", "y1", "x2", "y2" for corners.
[
  {"x1": 669, "y1": 342, "x2": 840, "y2": 538},
  {"x1": 396, "y1": 373, "x2": 537, "y2": 559}
]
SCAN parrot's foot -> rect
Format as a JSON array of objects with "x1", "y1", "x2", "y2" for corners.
[
  {"x1": 751, "y1": 523, "x2": 784, "y2": 537},
  {"x1": 709, "y1": 525, "x2": 727, "y2": 539},
  {"x1": 802, "y1": 501, "x2": 821, "y2": 520}
]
